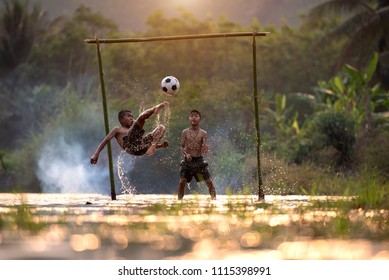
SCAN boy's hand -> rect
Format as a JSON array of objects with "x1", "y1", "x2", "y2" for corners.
[
  {"x1": 201, "y1": 145, "x2": 209, "y2": 154},
  {"x1": 90, "y1": 154, "x2": 99, "y2": 164},
  {"x1": 185, "y1": 154, "x2": 192, "y2": 161}
]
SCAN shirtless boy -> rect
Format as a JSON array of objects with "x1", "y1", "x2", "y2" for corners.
[
  {"x1": 90, "y1": 101, "x2": 169, "y2": 164},
  {"x1": 177, "y1": 110, "x2": 216, "y2": 200}
]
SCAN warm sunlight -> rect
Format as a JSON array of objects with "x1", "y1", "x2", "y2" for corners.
[
  {"x1": 171, "y1": 0, "x2": 199, "y2": 8},
  {"x1": 169, "y1": 0, "x2": 207, "y2": 16},
  {"x1": 2, "y1": 2, "x2": 388, "y2": 276}
]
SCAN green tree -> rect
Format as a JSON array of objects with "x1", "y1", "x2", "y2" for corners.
[
  {"x1": 22, "y1": 5, "x2": 118, "y2": 87},
  {"x1": 0, "y1": 0, "x2": 47, "y2": 76},
  {"x1": 312, "y1": 110, "x2": 356, "y2": 166},
  {"x1": 271, "y1": 54, "x2": 389, "y2": 167},
  {"x1": 265, "y1": 93, "x2": 301, "y2": 156},
  {"x1": 313, "y1": 52, "x2": 389, "y2": 134},
  {"x1": 256, "y1": 19, "x2": 341, "y2": 94},
  {"x1": 307, "y1": 0, "x2": 389, "y2": 88}
]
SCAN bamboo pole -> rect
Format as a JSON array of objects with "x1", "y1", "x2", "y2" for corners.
[
  {"x1": 95, "y1": 36, "x2": 116, "y2": 200},
  {"x1": 252, "y1": 33, "x2": 265, "y2": 200}
]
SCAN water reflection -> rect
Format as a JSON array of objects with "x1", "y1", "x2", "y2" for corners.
[{"x1": 0, "y1": 193, "x2": 388, "y2": 259}]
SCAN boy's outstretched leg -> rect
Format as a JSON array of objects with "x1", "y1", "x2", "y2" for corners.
[
  {"x1": 136, "y1": 101, "x2": 169, "y2": 129},
  {"x1": 146, "y1": 124, "x2": 166, "y2": 156}
]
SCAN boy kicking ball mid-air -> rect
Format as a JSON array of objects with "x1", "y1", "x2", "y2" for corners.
[
  {"x1": 90, "y1": 101, "x2": 169, "y2": 164},
  {"x1": 177, "y1": 110, "x2": 216, "y2": 200}
]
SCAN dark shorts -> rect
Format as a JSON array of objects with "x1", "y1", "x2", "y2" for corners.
[
  {"x1": 123, "y1": 123, "x2": 153, "y2": 156},
  {"x1": 179, "y1": 156, "x2": 211, "y2": 182}
]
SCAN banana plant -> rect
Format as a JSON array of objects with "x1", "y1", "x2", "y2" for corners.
[
  {"x1": 311, "y1": 52, "x2": 389, "y2": 134},
  {"x1": 265, "y1": 93, "x2": 302, "y2": 158}
]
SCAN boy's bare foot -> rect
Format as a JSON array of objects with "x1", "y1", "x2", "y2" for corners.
[
  {"x1": 157, "y1": 140, "x2": 169, "y2": 149},
  {"x1": 146, "y1": 143, "x2": 157, "y2": 156},
  {"x1": 154, "y1": 101, "x2": 169, "y2": 115}
]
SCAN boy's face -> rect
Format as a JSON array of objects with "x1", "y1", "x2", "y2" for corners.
[
  {"x1": 189, "y1": 112, "x2": 201, "y2": 126},
  {"x1": 121, "y1": 112, "x2": 134, "y2": 127}
]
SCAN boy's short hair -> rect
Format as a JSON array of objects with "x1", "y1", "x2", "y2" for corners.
[
  {"x1": 190, "y1": 109, "x2": 201, "y2": 119},
  {"x1": 118, "y1": 110, "x2": 132, "y2": 124}
]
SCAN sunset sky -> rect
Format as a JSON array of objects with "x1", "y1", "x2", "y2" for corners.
[{"x1": 30, "y1": 0, "x2": 324, "y2": 32}]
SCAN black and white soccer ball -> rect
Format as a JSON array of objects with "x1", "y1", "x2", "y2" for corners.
[{"x1": 161, "y1": 76, "x2": 180, "y2": 96}]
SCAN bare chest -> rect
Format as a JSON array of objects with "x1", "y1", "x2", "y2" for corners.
[{"x1": 185, "y1": 130, "x2": 203, "y2": 149}]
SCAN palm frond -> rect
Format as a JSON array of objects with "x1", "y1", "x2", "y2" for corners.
[
  {"x1": 336, "y1": 6, "x2": 389, "y2": 69},
  {"x1": 313, "y1": 10, "x2": 372, "y2": 47},
  {"x1": 328, "y1": 10, "x2": 373, "y2": 39},
  {"x1": 307, "y1": 0, "x2": 374, "y2": 22}
]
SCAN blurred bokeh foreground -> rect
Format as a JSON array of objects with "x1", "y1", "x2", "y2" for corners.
[{"x1": 0, "y1": 193, "x2": 388, "y2": 260}]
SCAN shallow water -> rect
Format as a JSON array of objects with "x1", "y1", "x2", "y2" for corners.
[{"x1": 0, "y1": 193, "x2": 388, "y2": 260}]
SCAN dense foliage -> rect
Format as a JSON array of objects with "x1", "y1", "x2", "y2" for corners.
[{"x1": 0, "y1": 0, "x2": 388, "y2": 198}]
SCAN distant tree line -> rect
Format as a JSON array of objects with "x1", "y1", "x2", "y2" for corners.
[{"x1": 0, "y1": 0, "x2": 388, "y2": 194}]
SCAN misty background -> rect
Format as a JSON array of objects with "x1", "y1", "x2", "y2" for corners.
[{"x1": 1, "y1": 0, "x2": 388, "y2": 197}]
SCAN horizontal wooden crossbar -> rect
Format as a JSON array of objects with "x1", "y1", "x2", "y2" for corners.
[{"x1": 85, "y1": 31, "x2": 270, "y2": 44}]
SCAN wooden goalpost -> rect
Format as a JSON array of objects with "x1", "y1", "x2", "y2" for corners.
[{"x1": 85, "y1": 31, "x2": 269, "y2": 201}]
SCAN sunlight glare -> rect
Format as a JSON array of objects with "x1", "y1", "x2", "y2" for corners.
[
  {"x1": 171, "y1": 0, "x2": 198, "y2": 8},
  {"x1": 112, "y1": 230, "x2": 129, "y2": 249},
  {"x1": 240, "y1": 231, "x2": 262, "y2": 248},
  {"x1": 70, "y1": 234, "x2": 101, "y2": 252}
]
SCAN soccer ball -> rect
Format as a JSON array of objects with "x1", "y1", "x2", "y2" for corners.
[{"x1": 161, "y1": 76, "x2": 180, "y2": 96}]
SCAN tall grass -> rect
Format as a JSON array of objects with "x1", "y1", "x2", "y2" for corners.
[{"x1": 351, "y1": 172, "x2": 388, "y2": 209}]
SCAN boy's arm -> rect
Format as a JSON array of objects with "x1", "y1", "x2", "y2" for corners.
[
  {"x1": 90, "y1": 127, "x2": 119, "y2": 164},
  {"x1": 201, "y1": 130, "x2": 209, "y2": 154},
  {"x1": 180, "y1": 130, "x2": 191, "y2": 161}
]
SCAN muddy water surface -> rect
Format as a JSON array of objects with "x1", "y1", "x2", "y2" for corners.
[{"x1": 0, "y1": 193, "x2": 388, "y2": 260}]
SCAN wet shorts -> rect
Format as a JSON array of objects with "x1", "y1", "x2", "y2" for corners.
[
  {"x1": 123, "y1": 123, "x2": 153, "y2": 156},
  {"x1": 179, "y1": 156, "x2": 211, "y2": 182}
]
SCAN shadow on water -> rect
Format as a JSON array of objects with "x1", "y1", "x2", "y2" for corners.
[{"x1": 0, "y1": 193, "x2": 388, "y2": 260}]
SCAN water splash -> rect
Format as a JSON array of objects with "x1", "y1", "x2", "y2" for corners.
[
  {"x1": 155, "y1": 104, "x2": 171, "y2": 128},
  {"x1": 117, "y1": 151, "x2": 136, "y2": 194},
  {"x1": 261, "y1": 153, "x2": 297, "y2": 195}
]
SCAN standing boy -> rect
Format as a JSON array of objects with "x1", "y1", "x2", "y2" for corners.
[
  {"x1": 177, "y1": 110, "x2": 216, "y2": 200},
  {"x1": 90, "y1": 101, "x2": 169, "y2": 164}
]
